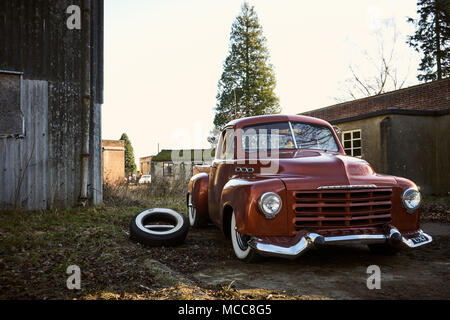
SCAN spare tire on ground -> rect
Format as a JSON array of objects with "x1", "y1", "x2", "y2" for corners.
[{"x1": 130, "y1": 208, "x2": 189, "y2": 246}]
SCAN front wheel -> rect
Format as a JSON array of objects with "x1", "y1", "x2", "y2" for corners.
[{"x1": 230, "y1": 211, "x2": 260, "y2": 262}]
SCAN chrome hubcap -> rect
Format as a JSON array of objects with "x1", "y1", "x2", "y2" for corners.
[{"x1": 235, "y1": 227, "x2": 250, "y2": 251}]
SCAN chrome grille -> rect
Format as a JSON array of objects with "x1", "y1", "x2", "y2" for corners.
[{"x1": 293, "y1": 188, "x2": 392, "y2": 229}]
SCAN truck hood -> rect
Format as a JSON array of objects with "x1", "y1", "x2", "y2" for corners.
[{"x1": 259, "y1": 150, "x2": 397, "y2": 190}]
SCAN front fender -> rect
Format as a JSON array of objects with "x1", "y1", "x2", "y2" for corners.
[
  {"x1": 221, "y1": 177, "x2": 288, "y2": 236},
  {"x1": 391, "y1": 176, "x2": 420, "y2": 231}
]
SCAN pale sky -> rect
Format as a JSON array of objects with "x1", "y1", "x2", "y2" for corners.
[{"x1": 102, "y1": 0, "x2": 420, "y2": 165}]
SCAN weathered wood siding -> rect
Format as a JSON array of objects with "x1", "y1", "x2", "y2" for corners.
[{"x1": 0, "y1": 1, "x2": 103, "y2": 209}]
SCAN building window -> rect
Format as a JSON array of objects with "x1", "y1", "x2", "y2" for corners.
[
  {"x1": 0, "y1": 72, "x2": 23, "y2": 136},
  {"x1": 342, "y1": 130, "x2": 362, "y2": 157},
  {"x1": 163, "y1": 162, "x2": 174, "y2": 176}
]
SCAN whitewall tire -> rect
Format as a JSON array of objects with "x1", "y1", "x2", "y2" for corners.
[
  {"x1": 230, "y1": 211, "x2": 259, "y2": 262},
  {"x1": 130, "y1": 208, "x2": 189, "y2": 246},
  {"x1": 187, "y1": 193, "x2": 208, "y2": 228},
  {"x1": 188, "y1": 194, "x2": 197, "y2": 227}
]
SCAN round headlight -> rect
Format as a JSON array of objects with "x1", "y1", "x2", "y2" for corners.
[
  {"x1": 258, "y1": 192, "x2": 282, "y2": 219},
  {"x1": 401, "y1": 188, "x2": 421, "y2": 214}
]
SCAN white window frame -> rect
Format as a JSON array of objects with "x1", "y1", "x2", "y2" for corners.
[{"x1": 342, "y1": 129, "x2": 362, "y2": 158}]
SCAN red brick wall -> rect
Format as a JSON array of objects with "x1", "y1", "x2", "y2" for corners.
[
  {"x1": 139, "y1": 156, "x2": 152, "y2": 175},
  {"x1": 302, "y1": 78, "x2": 450, "y2": 122},
  {"x1": 102, "y1": 140, "x2": 125, "y2": 184}
]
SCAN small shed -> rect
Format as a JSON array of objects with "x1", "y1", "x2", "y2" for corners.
[
  {"x1": 151, "y1": 149, "x2": 215, "y2": 181},
  {"x1": 301, "y1": 78, "x2": 450, "y2": 195}
]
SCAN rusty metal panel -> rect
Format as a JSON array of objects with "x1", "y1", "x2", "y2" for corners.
[
  {"x1": 0, "y1": 1, "x2": 104, "y2": 209},
  {"x1": 0, "y1": 80, "x2": 49, "y2": 210},
  {"x1": 0, "y1": 72, "x2": 23, "y2": 136},
  {"x1": 90, "y1": 103, "x2": 103, "y2": 205},
  {"x1": 0, "y1": 0, "x2": 103, "y2": 104}
]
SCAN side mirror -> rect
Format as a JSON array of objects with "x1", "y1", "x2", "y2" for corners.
[{"x1": 333, "y1": 125, "x2": 341, "y2": 135}]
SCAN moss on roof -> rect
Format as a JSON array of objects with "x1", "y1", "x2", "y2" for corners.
[{"x1": 152, "y1": 149, "x2": 215, "y2": 162}]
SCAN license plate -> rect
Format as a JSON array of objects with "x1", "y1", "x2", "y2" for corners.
[{"x1": 410, "y1": 234, "x2": 430, "y2": 245}]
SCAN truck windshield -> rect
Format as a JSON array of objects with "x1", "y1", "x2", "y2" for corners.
[
  {"x1": 241, "y1": 121, "x2": 339, "y2": 152},
  {"x1": 291, "y1": 122, "x2": 339, "y2": 152}
]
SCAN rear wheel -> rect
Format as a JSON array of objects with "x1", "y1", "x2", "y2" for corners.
[
  {"x1": 187, "y1": 193, "x2": 208, "y2": 228},
  {"x1": 230, "y1": 211, "x2": 259, "y2": 262}
]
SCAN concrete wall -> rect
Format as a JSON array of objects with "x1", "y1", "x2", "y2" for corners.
[
  {"x1": 334, "y1": 115, "x2": 387, "y2": 173},
  {"x1": 102, "y1": 140, "x2": 125, "y2": 185},
  {"x1": 435, "y1": 114, "x2": 450, "y2": 195},
  {"x1": 152, "y1": 161, "x2": 207, "y2": 182},
  {"x1": 383, "y1": 114, "x2": 449, "y2": 195}
]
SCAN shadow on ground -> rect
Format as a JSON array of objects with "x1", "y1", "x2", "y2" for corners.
[{"x1": 188, "y1": 222, "x2": 450, "y2": 299}]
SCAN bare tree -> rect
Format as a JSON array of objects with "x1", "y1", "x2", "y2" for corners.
[
  {"x1": 207, "y1": 127, "x2": 221, "y2": 149},
  {"x1": 337, "y1": 19, "x2": 415, "y2": 101}
]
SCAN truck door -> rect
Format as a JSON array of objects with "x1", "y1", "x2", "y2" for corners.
[{"x1": 208, "y1": 128, "x2": 235, "y2": 226}]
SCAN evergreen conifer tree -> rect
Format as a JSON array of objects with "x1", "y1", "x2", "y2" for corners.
[
  {"x1": 213, "y1": 2, "x2": 280, "y2": 129},
  {"x1": 120, "y1": 133, "x2": 137, "y2": 175},
  {"x1": 407, "y1": 0, "x2": 450, "y2": 81}
]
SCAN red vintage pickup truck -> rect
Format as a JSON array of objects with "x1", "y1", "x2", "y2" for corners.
[{"x1": 188, "y1": 114, "x2": 432, "y2": 261}]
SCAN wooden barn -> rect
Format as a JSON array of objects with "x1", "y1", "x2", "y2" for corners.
[{"x1": 0, "y1": 0, "x2": 104, "y2": 209}]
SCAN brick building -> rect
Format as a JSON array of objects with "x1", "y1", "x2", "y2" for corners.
[
  {"x1": 301, "y1": 78, "x2": 449, "y2": 195},
  {"x1": 139, "y1": 156, "x2": 152, "y2": 175},
  {"x1": 102, "y1": 140, "x2": 125, "y2": 185}
]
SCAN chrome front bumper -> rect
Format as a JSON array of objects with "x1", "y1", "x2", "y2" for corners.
[{"x1": 248, "y1": 227, "x2": 433, "y2": 260}]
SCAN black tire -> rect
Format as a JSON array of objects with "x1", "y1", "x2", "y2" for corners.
[
  {"x1": 187, "y1": 193, "x2": 208, "y2": 228},
  {"x1": 130, "y1": 208, "x2": 189, "y2": 246},
  {"x1": 368, "y1": 243, "x2": 400, "y2": 255},
  {"x1": 230, "y1": 211, "x2": 260, "y2": 263}
]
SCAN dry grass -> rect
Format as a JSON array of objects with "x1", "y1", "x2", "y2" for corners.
[
  {"x1": 3, "y1": 181, "x2": 444, "y2": 299},
  {"x1": 0, "y1": 180, "x2": 316, "y2": 300},
  {"x1": 421, "y1": 195, "x2": 450, "y2": 223},
  {"x1": 103, "y1": 177, "x2": 189, "y2": 208}
]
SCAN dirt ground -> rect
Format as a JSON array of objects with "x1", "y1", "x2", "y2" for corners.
[
  {"x1": 182, "y1": 222, "x2": 450, "y2": 299},
  {"x1": 1, "y1": 193, "x2": 448, "y2": 300}
]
